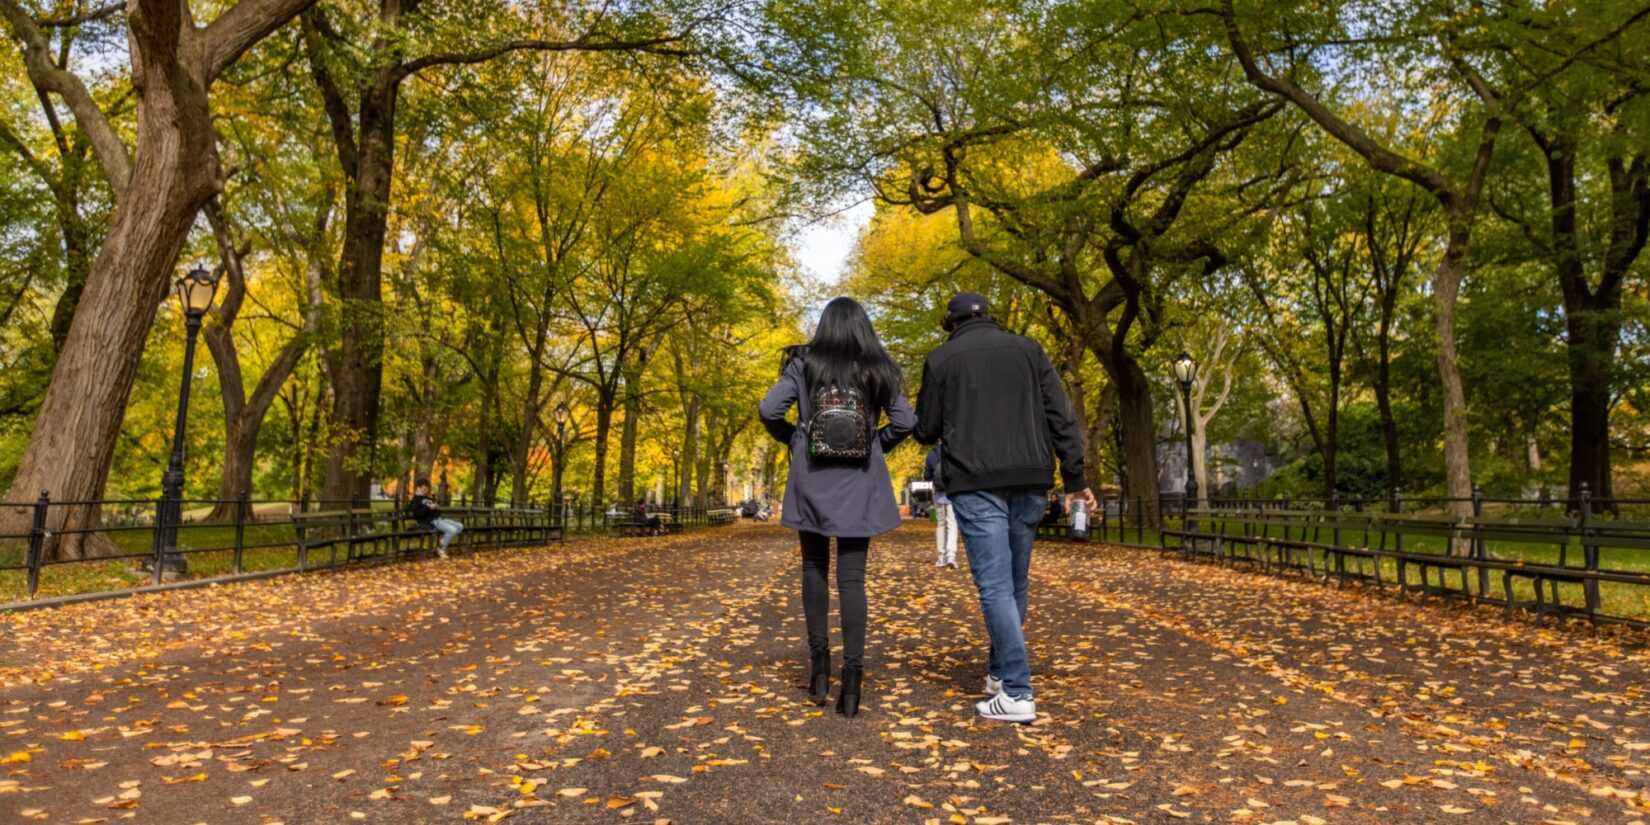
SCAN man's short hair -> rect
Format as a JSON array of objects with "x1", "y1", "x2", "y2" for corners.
[{"x1": 416, "y1": 478, "x2": 431, "y2": 489}]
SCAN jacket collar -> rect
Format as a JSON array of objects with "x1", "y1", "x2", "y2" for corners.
[{"x1": 948, "y1": 316, "x2": 1000, "y2": 340}]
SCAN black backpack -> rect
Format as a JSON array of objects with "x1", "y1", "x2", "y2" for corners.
[{"x1": 805, "y1": 384, "x2": 872, "y2": 461}]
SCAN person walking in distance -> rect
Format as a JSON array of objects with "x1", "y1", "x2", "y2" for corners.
[
  {"x1": 759, "y1": 297, "x2": 915, "y2": 718},
  {"x1": 409, "y1": 478, "x2": 464, "y2": 559},
  {"x1": 914, "y1": 293, "x2": 1095, "y2": 723},
  {"x1": 924, "y1": 445, "x2": 959, "y2": 568}
]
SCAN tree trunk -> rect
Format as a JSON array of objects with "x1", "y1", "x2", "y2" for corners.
[
  {"x1": 618, "y1": 387, "x2": 640, "y2": 504},
  {"x1": 1566, "y1": 312, "x2": 1618, "y2": 505},
  {"x1": 681, "y1": 396, "x2": 701, "y2": 508},
  {"x1": 591, "y1": 399, "x2": 613, "y2": 505},
  {"x1": 511, "y1": 367, "x2": 546, "y2": 508},
  {"x1": 1090, "y1": 382, "x2": 1116, "y2": 491},
  {"x1": 321, "y1": 73, "x2": 398, "y2": 507},
  {"x1": 1435, "y1": 227, "x2": 1475, "y2": 533},
  {"x1": 3, "y1": 22, "x2": 220, "y2": 556},
  {"x1": 697, "y1": 407, "x2": 714, "y2": 507},
  {"x1": 1098, "y1": 349, "x2": 1159, "y2": 526}
]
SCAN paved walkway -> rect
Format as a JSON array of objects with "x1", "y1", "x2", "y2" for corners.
[{"x1": 1, "y1": 524, "x2": 1647, "y2": 824}]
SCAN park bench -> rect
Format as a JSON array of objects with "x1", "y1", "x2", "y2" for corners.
[
  {"x1": 1455, "y1": 514, "x2": 1579, "y2": 621},
  {"x1": 1206, "y1": 508, "x2": 1273, "y2": 569},
  {"x1": 1370, "y1": 513, "x2": 1473, "y2": 602},
  {"x1": 1261, "y1": 510, "x2": 1380, "y2": 587},
  {"x1": 607, "y1": 511, "x2": 681, "y2": 538},
  {"x1": 1158, "y1": 507, "x2": 1229, "y2": 564},
  {"x1": 1250, "y1": 509, "x2": 1330, "y2": 578},
  {"x1": 706, "y1": 508, "x2": 736, "y2": 525},
  {"x1": 292, "y1": 508, "x2": 432, "y2": 569}
]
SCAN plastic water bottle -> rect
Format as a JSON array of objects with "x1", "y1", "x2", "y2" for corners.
[{"x1": 1069, "y1": 499, "x2": 1090, "y2": 542}]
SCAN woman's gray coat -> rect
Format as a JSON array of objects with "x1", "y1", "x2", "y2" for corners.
[{"x1": 759, "y1": 358, "x2": 915, "y2": 538}]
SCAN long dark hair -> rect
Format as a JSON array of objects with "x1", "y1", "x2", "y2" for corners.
[{"x1": 784, "y1": 297, "x2": 903, "y2": 407}]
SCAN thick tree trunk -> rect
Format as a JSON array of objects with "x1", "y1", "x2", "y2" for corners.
[
  {"x1": 321, "y1": 72, "x2": 398, "y2": 507},
  {"x1": 1090, "y1": 382, "x2": 1116, "y2": 491},
  {"x1": 680, "y1": 396, "x2": 701, "y2": 508},
  {"x1": 591, "y1": 400, "x2": 613, "y2": 506},
  {"x1": 1435, "y1": 230, "x2": 1475, "y2": 533},
  {"x1": 1566, "y1": 314, "x2": 1618, "y2": 505},
  {"x1": 1540, "y1": 139, "x2": 1642, "y2": 512},
  {"x1": 1098, "y1": 349, "x2": 1159, "y2": 526},
  {"x1": 618, "y1": 388, "x2": 640, "y2": 504},
  {"x1": 3, "y1": 22, "x2": 220, "y2": 556},
  {"x1": 511, "y1": 377, "x2": 545, "y2": 508},
  {"x1": 697, "y1": 407, "x2": 714, "y2": 507}
]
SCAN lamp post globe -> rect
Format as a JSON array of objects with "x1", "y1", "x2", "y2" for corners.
[{"x1": 149, "y1": 264, "x2": 220, "y2": 582}]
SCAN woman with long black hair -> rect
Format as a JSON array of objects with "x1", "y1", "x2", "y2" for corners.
[{"x1": 759, "y1": 297, "x2": 914, "y2": 718}]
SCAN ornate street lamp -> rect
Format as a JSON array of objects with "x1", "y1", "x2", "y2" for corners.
[
  {"x1": 552, "y1": 402, "x2": 570, "y2": 519},
  {"x1": 1172, "y1": 352, "x2": 1198, "y2": 530},
  {"x1": 148, "y1": 264, "x2": 219, "y2": 582}
]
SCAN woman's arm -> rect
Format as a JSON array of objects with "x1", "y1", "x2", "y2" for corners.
[
  {"x1": 758, "y1": 362, "x2": 801, "y2": 444},
  {"x1": 879, "y1": 393, "x2": 916, "y2": 451}
]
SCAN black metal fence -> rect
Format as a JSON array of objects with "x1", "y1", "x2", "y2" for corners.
[
  {"x1": 0, "y1": 493, "x2": 739, "y2": 608},
  {"x1": 1033, "y1": 485, "x2": 1650, "y2": 630}
]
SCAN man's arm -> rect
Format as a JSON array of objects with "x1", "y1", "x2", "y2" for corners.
[
  {"x1": 913, "y1": 358, "x2": 942, "y2": 445},
  {"x1": 1032, "y1": 342, "x2": 1087, "y2": 492}
]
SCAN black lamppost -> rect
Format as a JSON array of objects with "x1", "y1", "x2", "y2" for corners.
[
  {"x1": 551, "y1": 402, "x2": 570, "y2": 510},
  {"x1": 149, "y1": 265, "x2": 219, "y2": 583},
  {"x1": 1172, "y1": 352, "x2": 1198, "y2": 528},
  {"x1": 671, "y1": 449, "x2": 681, "y2": 513}
]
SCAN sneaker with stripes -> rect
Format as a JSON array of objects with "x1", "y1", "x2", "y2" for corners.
[
  {"x1": 975, "y1": 692, "x2": 1035, "y2": 723},
  {"x1": 983, "y1": 674, "x2": 1003, "y2": 696}
]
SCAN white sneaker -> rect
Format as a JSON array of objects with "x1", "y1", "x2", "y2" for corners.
[
  {"x1": 437, "y1": 547, "x2": 449, "y2": 559},
  {"x1": 976, "y1": 692, "x2": 1035, "y2": 723},
  {"x1": 947, "y1": 561, "x2": 959, "y2": 569},
  {"x1": 983, "y1": 675, "x2": 1003, "y2": 696}
]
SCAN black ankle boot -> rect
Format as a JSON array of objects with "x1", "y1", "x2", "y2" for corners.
[
  {"x1": 808, "y1": 647, "x2": 830, "y2": 705},
  {"x1": 836, "y1": 665, "x2": 862, "y2": 718}
]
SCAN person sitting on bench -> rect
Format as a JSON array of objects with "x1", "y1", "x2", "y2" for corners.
[
  {"x1": 410, "y1": 478, "x2": 463, "y2": 558},
  {"x1": 632, "y1": 501, "x2": 663, "y2": 536}
]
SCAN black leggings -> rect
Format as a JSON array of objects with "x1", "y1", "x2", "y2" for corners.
[{"x1": 799, "y1": 532, "x2": 869, "y2": 668}]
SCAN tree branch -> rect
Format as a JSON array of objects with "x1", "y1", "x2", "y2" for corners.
[
  {"x1": 301, "y1": 10, "x2": 358, "y2": 176},
  {"x1": 394, "y1": 34, "x2": 691, "y2": 81},
  {"x1": 203, "y1": 0, "x2": 322, "y2": 81},
  {"x1": 35, "y1": 2, "x2": 121, "y2": 27},
  {"x1": 1222, "y1": 0, "x2": 1462, "y2": 212},
  {"x1": 0, "y1": 0, "x2": 131, "y2": 190}
]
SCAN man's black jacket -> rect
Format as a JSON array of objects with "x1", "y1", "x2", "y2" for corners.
[
  {"x1": 408, "y1": 494, "x2": 439, "y2": 525},
  {"x1": 914, "y1": 317, "x2": 1086, "y2": 494}
]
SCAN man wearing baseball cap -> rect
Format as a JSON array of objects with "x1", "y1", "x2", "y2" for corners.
[{"x1": 913, "y1": 292, "x2": 1096, "y2": 723}]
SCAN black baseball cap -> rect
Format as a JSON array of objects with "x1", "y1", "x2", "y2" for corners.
[{"x1": 944, "y1": 292, "x2": 989, "y2": 326}]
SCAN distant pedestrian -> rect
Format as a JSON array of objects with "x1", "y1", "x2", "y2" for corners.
[
  {"x1": 409, "y1": 478, "x2": 463, "y2": 559},
  {"x1": 759, "y1": 297, "x2": 915, "y2": 718},
  {"x1": 914, "y1": 293, "x2": 1095, "y2": 724},
  {"x1": 924, "y1": 445, "x2": 959, "y2": 568}
]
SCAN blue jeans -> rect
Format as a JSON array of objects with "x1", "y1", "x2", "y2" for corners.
[
  {"x1": 950, "y1": 489, "x2": 1044, "y2": 700},
  {"x1": 432, "y1": 517, "x2": 463, "y2": 550}
]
